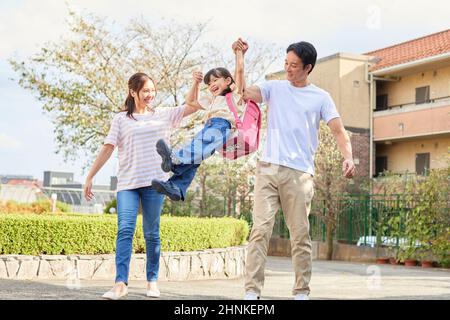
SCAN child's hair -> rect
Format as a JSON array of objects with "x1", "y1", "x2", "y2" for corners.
[{"x1": 203, "y1": 67, "x2": 235, "y2": 96}]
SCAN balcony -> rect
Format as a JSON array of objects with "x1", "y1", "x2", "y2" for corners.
[
  {"x1": 373, "y1": 96, "x2": 450, "y2": 141},
  {"x1": 374, "y1": 95, "x2": 450, "y2": 115}
]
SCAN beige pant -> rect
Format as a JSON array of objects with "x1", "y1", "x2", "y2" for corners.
[{"x1": 245, "y1": 161, "x2": 315, "y2": 296}]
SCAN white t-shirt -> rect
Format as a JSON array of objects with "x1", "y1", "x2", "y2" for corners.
[
  {"x1": 257, "y1": 80, "x2": 340, "y2": 176},
  {"x1": 104, "y1": 106, "x2": 185, "y2": 191}
]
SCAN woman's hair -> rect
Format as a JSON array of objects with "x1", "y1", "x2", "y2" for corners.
[
  {"x1": 123, "y1": 72, "x2": 156, "y2": 120},
  {"x1": 203, "y1": 67, "x2": 235, "y2": 96}
]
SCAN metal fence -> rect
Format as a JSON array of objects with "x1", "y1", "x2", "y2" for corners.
[
  {"x1": 272, "y1": 194, "x2": 420, "y2": 245},
  {"x1": 40, "y1": 187, "x2": 115, "y2": 213},
  {"x1": 0, "y1": 184, "x2": 115, "y2": 214}
]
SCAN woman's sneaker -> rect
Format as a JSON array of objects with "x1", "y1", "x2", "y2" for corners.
[
  {"x1": 156, "y1": 139, "x2": 173, "y2": 172},
  {"x1": 102, "y1": 285, "x2": 128, "y2": 300},
  {"x1": 244, "y1": 292, "x2": 260, "y2": 300},
  {"x1": 146, "y1": 281, "x2": 161, "y2": 298},
  {"x1": 151, "y1": 179, "x2": 182, "y2": 201}
]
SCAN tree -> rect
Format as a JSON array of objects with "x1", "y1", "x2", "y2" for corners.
[
  {"x1": 313, "y1": 122, "x2": 351, "y2": 260},
  {"x1": 9, "y1": 9, "x2": 280, "y2": 170}
]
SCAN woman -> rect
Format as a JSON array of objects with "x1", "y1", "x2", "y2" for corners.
[{"x1": 84, "y1": 72, "x2": 201, "y2": 300}]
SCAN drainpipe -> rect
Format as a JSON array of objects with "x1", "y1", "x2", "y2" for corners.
[
  {"x1": 365, "y1": 61, "x2": 376, "y2": 181},
  {"x1": 365, "y1": 61, "x2": 376, "y2": 237}
]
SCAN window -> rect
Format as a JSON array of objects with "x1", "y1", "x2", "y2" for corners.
[
  {"x1": 415, "y1": 86, "x2": 430, "y2": 104},
  {"x1": 375, "y1": 156, "x2": 388, "y2": 177},
  {"x1": 376, "y1": 94, "x2": 388, "y2": 111},
  {"x1": 415, "y1": 153, "x2": 430, "y2": 175}
]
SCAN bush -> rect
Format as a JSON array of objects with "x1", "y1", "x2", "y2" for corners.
[
  {"x1": 0, "y1": 213, "x2": 249, "y2": 255},
  {"x1": 0, "y1": 200, "x2": 70, "y2": 214},
  {"x1": 386, "y1": 164, "x2": 450, "y2": 266},
  {"x1": 103, "y1": 198, "x2": 117, "y2": 214}
]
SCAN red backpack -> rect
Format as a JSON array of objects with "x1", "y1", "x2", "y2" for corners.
[{"x1": 220, "y1": 92, "x2": 262, "y2": 160}]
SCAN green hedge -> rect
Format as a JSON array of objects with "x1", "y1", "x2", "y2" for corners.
[{"x1": 0, "y1": 213, "x2": 249, "y2": 255}]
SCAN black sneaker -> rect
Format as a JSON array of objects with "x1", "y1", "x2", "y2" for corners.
[
  {"x1": 156, "y1": 139, "x2": 173, "y2": 172},
  {"x1": 151, "y1": 179, "x2": 182, "y2": 201}
]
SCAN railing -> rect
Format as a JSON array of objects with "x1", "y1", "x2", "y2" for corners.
[
  {"x1": 272, "y1": 194, "x2": 422, "y2": 245},
  {"x1": 375, "y1": 95, "x2": 450, "y2": 112},
  {"x1": 0, "y1": 184, "x2": 115, "y2": 213},
  {"x1": 41, "y1": 187, "x2": 115, "y2": 206}
]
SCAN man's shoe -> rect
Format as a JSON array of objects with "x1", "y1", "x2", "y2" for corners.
[
  {"x1": 244, "y1": 292, "x2": 260, "y2": 300},
  {"x1": 156, "y1": 139, "x2": 173, "y2": 172},
  {"x1": 151, "y1": 179, "x2": 182, "y2": 201}
]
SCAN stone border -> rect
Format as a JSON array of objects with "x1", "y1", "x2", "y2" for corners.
[{"x1": 0, "y1": 246, "x2": 247, "y2": 281}]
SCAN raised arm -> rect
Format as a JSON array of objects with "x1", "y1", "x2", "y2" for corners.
[
  {"x1": 232, "y1": 38, "x2": 263, "y2": 103},
  {"x1": 183, "y1": 71, "x2": 205, "y2": 117},
  {"x1": 234, "y1": 49, "x2": 245, "y2": 95}
]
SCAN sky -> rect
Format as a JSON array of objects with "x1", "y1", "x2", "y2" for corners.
[{"x1": 0, "y1": 0, "x2": 449, "y2": 185}]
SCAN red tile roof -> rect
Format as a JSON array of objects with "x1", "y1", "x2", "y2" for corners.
[{"x1": 365, "y1": 29, "x2": 450, "y2": 71}]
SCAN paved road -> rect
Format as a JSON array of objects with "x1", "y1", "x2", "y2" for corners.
[{"x1": 1, "y1": 257, "x2": 449, "y2": 300}]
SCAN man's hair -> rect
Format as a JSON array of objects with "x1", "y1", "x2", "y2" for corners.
[{"x1": 286, "y1": 41, "x2": 317, "y2": 74}]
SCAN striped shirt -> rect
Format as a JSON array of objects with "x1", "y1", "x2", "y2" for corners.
[{"x1": 104, "y1": 106, "x2": 186, "y2": 191}]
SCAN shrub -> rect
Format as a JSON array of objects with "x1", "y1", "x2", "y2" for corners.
[
  {"x1": 103, "y1": 198, "x2": 117, "y2": 214},
  {"x1": 0, "y1": 213, "x2": 249, "y2": 255},
  {"x1": 0, "y1": 200, "x2": 70, "y2": 214}
]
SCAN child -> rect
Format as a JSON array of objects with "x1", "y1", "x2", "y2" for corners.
[{"x1": 151, "y1": 40, "x2": 248, "y2": 201}]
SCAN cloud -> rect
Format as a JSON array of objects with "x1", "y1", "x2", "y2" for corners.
[{"x1": 0, "y1": 133, "x2": 22, "y2": 150}]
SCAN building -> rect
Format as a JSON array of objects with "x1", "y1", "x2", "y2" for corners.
[
  {"x1": 266, "y1": 29, "x2": 450, "y2": 178},
  {"x1": 43, "y1": 171, "x2": 116, "y2": 190},
  {"x1": 43, "y1": 171, "x2": 74, "y2": 187},
  {"x1": 367, "y1": 30, "x2": 450, "y2": 176},
  {"x1": 0, "y1": 174, "x2": 40, "y2": 186},
  {"x1": 0, "y1": 175, "x2": 42, "y2": 204},
  {"x1": 42, "y1": 171, "x2": 117, "y2": 207}
]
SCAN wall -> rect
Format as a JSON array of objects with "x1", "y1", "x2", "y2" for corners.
[
  {"x1": 377, "y1": 65, "x2": 450, "y2": 106},
  {"x1": 375, "y1": 135, "x2": 450, "y2": 172}
]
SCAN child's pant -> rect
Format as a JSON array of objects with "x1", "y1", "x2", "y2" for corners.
[{"x1": 169, "y1": 117, "x2": 232, "y2": 200}]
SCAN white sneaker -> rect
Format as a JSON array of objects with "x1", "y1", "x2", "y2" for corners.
[
  {"x1": 146, "y1": 282, "x2": 161, "y2": 298},
  {"x1": 244, "y1": 292, "x2": 260, "y2": 300},
  {"x1": 294, "y1": 293, "x2": 310, "y2": 300},
  {"x1": 146, "y1": 288, "x2": 161, "y2": 298},
  {"x1": 102, "y1": 286, "x2": 128, "y2": 300}
]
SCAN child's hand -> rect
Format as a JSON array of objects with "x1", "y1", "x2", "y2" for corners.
[{"x1": 192, "y1": 71, "x2": 203, "y2": 84}]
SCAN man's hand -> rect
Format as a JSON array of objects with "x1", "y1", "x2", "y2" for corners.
[
  {"x1": 343, "y1": 159, "x2": 356, "y2": 179},
  {"x1": 232, "y1": 38, "x2": 249, "y2": 54},
  {"x1": 192, "y1": 71, "x2": 203, "y2": 84}
]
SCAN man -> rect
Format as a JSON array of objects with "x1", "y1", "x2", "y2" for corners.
[{"x1": 234, "y1": 39, "x2": 355, "y2": 300}]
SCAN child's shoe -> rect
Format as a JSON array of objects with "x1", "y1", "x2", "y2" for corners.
[
  {"x1": 156, "y1": 139, "x2": 173, "y2": 172},
  {"x1": 151, "y1": 179, "x2": 182, "y2": 201}
]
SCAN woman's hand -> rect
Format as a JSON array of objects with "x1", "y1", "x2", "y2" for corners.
[{"x1": 84, "y1": 177, "x2": 94, "y2": 201}]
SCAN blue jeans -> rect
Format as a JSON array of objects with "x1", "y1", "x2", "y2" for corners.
[
  {"x1": 169, "y1": 118, "x2": 231, "y2": 201},
  {"x1": 174, "y1": 117, "x2": 232, "y2": 164},
  {"x1": 116, "y1": 186, "x2": 164, "y2": 284}
]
